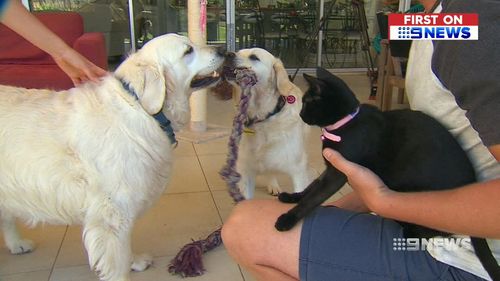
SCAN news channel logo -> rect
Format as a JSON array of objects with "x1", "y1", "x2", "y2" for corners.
[
  {"x1": 388, "y1": 13, "x2": 478, "y2": 40},
  {"x1": 392, "y1": 237, "x2": 472, "y2": 251}
]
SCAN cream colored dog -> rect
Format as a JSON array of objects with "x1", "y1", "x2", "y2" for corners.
[
  {"x1": 0, "y1": 34, "x2": 224, "y2": 281},
  {"x1": 227, "y1": 48, "x2": 312, "y2": 199}
]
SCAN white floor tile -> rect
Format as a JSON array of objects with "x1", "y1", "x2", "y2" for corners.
[
  {"x1": 173, "y1": 141, "x2": 196, "y2": 157},
  {"x1": 49, "y1": 265, "x2": 97, "y2": 281},
  {"x1": 193, "y1": 137, "x2": 229, "y2": 156},
  {"x1": 197, "y1": 154, "x2": 228, "y2": 191},
  {"x1": 131, "y1": 192, "x2": 222, "y2": 258},
  {"x1": 0, "y1": 270, "x2": 51, "y2": 281},
  {"x1": 166, "y1": 155, "x2": 210, "y2": 194},
  {"x1": 52, "y1": 225, "x2": 87, "y2": 268},
  {"x1": 0, "y1": 225, "x2": 66, "y2": 275},
  {"x1": 54, "y1": 192, "x2": 223, "y2": 270},
  {"x1": 51, "y1": 248, "x2": 244, "y2": 281}
]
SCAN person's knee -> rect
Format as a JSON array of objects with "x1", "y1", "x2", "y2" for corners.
[
  {"x1": 222, "y1": 200, "x2": 257, "y2": 247},
  {"x1": 223, "y1": 200, "x2": 301, "y2": 273}
]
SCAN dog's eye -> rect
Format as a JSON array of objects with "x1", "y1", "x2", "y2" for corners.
[
  {"x1": 184, "y1": 46, "x2": 194, "y2": 56},
  {"x1": 249, "y1": 54, "x2": 260, "y2": 61}
]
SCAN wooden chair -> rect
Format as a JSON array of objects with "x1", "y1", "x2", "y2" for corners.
[{"x1": 375, "y1": 39, "x2": 407, "y2": 111}]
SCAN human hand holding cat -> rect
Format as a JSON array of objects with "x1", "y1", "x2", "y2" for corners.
[{"x1": 322, "y1": 148, "x2": 395, "y2": 212}]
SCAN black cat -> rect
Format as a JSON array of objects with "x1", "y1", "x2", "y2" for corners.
[
  {"x1": 274, "y1": 67, "x2": 500, "y2": 281},
  {"x1": 274, "y1": 67, "x2": 476, "y2": 238}
]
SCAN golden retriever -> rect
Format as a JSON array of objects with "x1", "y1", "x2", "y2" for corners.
[
  {"x1": 226, "y1": 48, "x2": 312, "y2": 198},
  {"x1": 0, "y1": 33, "x2": 224, "y2": 281}
]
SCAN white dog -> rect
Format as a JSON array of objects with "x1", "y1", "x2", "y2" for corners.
[
  {"x1": 227, "y1": 48, "x2": 312, "y2": 199},
  {"x1": 0, "y1": 34, "x2": 224, "y2": 281}
]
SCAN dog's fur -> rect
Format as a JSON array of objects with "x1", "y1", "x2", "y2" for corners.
[
  {"x1": 0, "y1": 34, "x2": 224, "y2": 281},
  {"x1": 227, "y1": 48, "x2": 311, "y2": 199}
]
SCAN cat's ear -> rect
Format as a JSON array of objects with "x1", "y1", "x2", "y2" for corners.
[
  {"x1": 302, "y1": 73, "x2": 313, "y2": 85},
  {"x1": 303, "y1": 73, "x2": 322, "y2": 95},
  {"x1": 316, "y1": 67, "x2": 331, "y2": 80},
  {"x1": 303, "y1": 73, "x2": 316, "y2": 85}
]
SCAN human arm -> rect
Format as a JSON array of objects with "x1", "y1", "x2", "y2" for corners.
[
  {"x1": 322, "y1": 146, "x2": 500, "y2": 239},
  {"x1": 1, "y1": 0, "x2": 106, "y2": 85},
  {"x1": 329, "y1": 192, "x2": 369, "y2": 213}
]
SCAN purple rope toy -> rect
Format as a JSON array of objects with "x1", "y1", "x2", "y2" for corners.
[{"x1": 168, "y1": 68, "x2": 257, "y2": 277}]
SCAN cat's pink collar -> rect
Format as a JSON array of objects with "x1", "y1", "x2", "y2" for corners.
[{"x1": 321, "y1": 107, "x2": 360, "y2": 142}]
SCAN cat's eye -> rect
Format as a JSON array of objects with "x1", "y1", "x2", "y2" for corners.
[
  {"x1": 249, "y1": 54, "x2": 260, "y2": 61},
  {"x1": 184, "y1": 46, "x2": 194, "y2": 56}
]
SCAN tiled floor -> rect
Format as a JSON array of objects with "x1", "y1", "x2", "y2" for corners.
[{"x1": 0, "y1": 72, "x2": 385, "y2": 281}]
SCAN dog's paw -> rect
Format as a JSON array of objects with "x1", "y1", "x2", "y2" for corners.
[
  {"x1": 275, "y1": 213, "x2": 299, "y2": 232},
  {"x1": 267, "y1": 183, "x2": 281, "y2": 196},
  {"x1": 131, "y1": 253, "x2": 153, "y2": 272},
  {"x1": 8, "y1": 239, "x2": 34, "y2": 255},
  {"x1": 278, "y1": 192, "x2": 302, "y2": 203}
]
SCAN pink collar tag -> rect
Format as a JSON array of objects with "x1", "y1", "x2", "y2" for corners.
[
  {"x1": 321, "y1": 107, "x2": 360, "y2": 142},
  {"x1": 286, "y1": 95, "x2": 296, "y2": 104}
]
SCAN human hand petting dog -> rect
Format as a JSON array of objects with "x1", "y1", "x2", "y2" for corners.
[
  {"x1": 52, "y1": 47, "x2": 107, "y2": 85},
  {"x1": 322, "y1": 148, "x2": 395, "y2": 212}
]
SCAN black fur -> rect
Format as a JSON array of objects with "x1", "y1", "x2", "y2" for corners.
[
  {"x1": 275, "y1": 67, "x2": 476, "y2": 238},
  {"x1": 275, "y1": 68, "x2": 500, "y2": 281}
]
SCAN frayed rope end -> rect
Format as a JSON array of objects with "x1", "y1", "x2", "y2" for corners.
[{"x1": 168, "y1": 228, "x2": 222, "y2": 277}]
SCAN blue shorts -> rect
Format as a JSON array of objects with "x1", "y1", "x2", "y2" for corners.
[{"x1": 299, "y1": 206, "x2": 486, "y2": 281}]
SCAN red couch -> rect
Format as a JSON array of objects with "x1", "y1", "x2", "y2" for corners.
[{"x1": 0, "y1": 11, "x2": 108, "y2": 90}]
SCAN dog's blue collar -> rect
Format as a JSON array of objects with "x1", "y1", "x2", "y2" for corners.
[
  {"x1": 244, "y1": 95, "x2": 295, "y2": 128},
  {"x1": 117, "y1": 77, "x2": 178, "y2": 147}
]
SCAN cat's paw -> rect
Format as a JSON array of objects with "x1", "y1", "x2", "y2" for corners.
[
  {"x1": 275, "y1": 213, "x2": 299, "y2": 232},
  {"x1": 278, "y1": 192, "x2": 302, "y2": 203}
]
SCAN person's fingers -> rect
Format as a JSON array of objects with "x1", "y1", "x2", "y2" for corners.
[
  {"x1": 94, "y1": 66, "x2": 107, "y2": 76},
  {"x1": 71, "y1": 77, "x2": 82, "y2": 86},
  {"x1": 82, "y1": 69, "x2": 96, "y2": 83},
  {"x1": 322, "y1": 148, "x2": 361, "y2": 177},
  {"x1": 86, "y1": 66, "x2": 107, "y2": 83},
  {"x1": 56, "y1": 50, "x2": 106, "y2": 84}
]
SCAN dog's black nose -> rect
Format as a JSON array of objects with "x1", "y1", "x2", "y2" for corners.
[
  {"x1": 225, "y1": 52, "x2": 236, "y2": 59},
  {"x1": 216, "y1": 46, "x2": 226, "y2": 57}
]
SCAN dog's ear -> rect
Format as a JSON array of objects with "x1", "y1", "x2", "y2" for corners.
[
  {"x1": 136, "y1": 65, "x2": 166, "y2": 115},
  {"x1": 115, "y1": 54, "x2": 169, "y2": 114},
  {"x1": 273, "y1": 59, "x2": 293, "y2": 95}
]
